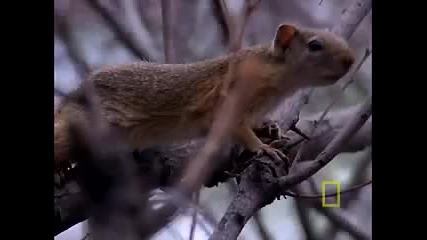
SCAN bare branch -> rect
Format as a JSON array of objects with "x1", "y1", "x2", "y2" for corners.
[
  {"x1": 209, "y1": 162, "x2": 278, "y2": 240},
  {"x1": 301, "y1": 181, "x2": 371, "y2": 240},
  {"x1": 275, "y1": 0, "x2": 372, "y2": 141},
  {"x1": 316, "y1": 205, "x2": 371, "y2": 240},
  {"x1": 331, "y1": 0, "x2": 372, "y2": 39},
  {"x1": 216, "y1": 0, "x2": 235, "y2": 49},
  {"x1": 318, "y1": 48, "x2": 372, "y2": 121},
  {"x1": 85, "y1": 0, "x2": 158, "y2": 61},
  {"x1": 252, "y1": 212, "x2": 272, "y2": 240},
  {"x1": 285, "y1": 179, "x2": 372, "y2": 199},
  {"x1": 227, "y1": 181, "x2": 271, "y2": 240},
  {"x1": 178, "y1": 56, "x2": 263, "y2": 194},
  {"x1": 55, "y1": 100, "x2": 371, "y2": 235},
  {"x1": 230, "y1": 0, "x2": 261, "y2": 52},
  {"x1": 54, "y1": 11, "x2": 91, "y2": 79},
  {"x1": 323, "y1": 150, "x2": 372, "y2": 239},
  {"x1": 294, "y1": 195, "x2": 318, "y2": 240},
  {"x1": 288, "y1": 48, "x2": 371, "y2": 171},
  {"x1": 279, "y1": 96, "x2": 372, "y2": 189},
  {"x1": 212, "y1": 0, "x2": 231, "y2": 45},
  {"x1": 189, "y1": 191, "x2": 200, "y2": 240},
  {"x1": 161, "y1": 0, "x2": 176, "y2": 63},
  {"x1": 291, "y1": 105, "x2": 372, "y2": 161},
  {"x1": 216, "y1": 0, "x2": 262, "y2": 52}
]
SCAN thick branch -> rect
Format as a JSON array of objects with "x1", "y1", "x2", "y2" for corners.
[
  {"x1": 209, "y1": 162, "x2": 278, "y2": 240},
  {"x1": 227, "y1": 181, "x2": 271, "y2": 240}
]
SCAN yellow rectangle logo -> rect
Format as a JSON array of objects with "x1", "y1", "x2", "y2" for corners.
[{"x1": 322, "y1": 180, "x2": 341, "y2": 208}]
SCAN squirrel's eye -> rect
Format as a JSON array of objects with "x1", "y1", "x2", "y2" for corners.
[{"x1": 308, "y1": 39, "x2": 323, "y2": 52}]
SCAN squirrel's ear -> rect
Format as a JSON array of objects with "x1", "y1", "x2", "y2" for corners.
[{"x1": 273, "y1": 24, "x2": 298, "y2": 50}]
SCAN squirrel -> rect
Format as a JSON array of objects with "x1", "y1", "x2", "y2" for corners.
[{"x1": 54, "y1": 23, "x2": 355, "y2": 172}]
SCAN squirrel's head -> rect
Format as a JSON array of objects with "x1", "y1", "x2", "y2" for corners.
[{"x1": 271, "y1": 23, "x2": 355, "y2": 87}]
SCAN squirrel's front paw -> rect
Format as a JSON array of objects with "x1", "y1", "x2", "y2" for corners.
[{"x1": 256, "y1": 144, "x2": 290, "y2": 173}]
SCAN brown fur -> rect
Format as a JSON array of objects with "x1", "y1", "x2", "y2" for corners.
[{"x1": 54, "y1": 23, "x2": 355, "y2": 170}]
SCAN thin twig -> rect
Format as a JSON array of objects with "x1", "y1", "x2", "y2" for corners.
[
  {"x1": 284, "y1": 179, "x2": 371, "y2": 199},
  {"x1": 303, "y1": 180, "x2": 371, "y2": 240},
  {"x1": 177, "y1": 57, "x2": 255, "y2": 194},
  {"x1": 331, "y1": 0, "x2": 372, "y2": 39},
  {"x1": 230, "y1": 0, "x2": 261, "y2": 52},
  {"x1": 289, "y1": 48, "x2": 371, "y2": 171},
  {"x1": 285, "y1": 0, "x2": 372, "y2": 147},
  {"x1": 253, "y1": 211, "x2": 272, "y2": 240},
  {"x1": 323, "y1": 149, "x2": 372, "y2": 239},
  {"x1": 189, "y1": 190, "x2": 200, "y2": 240},
  {"x1": 161, "y1": 0, "x2": 175, "y2": 63},
  {"x1": 85, "y1": 0, "x2": 151, "y2": 61},
  {"x1": 54, "y1": 11, "x2": 91, "y2": 79},
  {"x1": 177, "y1": 0, "x2": 263, "y2": 194},
  {"x1": 318, "y1": 48, "x2": 372, "y2": 121},
  {"x1": 316, "y1": 205, "x2": 371, "y2": 240},
  {"x1": 212, "y1": 0, "x2": 230, "y2": 45},
  {"x1": 217, "y1": 0, "x2": 235, "y2": 49},
  {"x1": 294, "y1": 192, "x2": 318, "y2": 240}
]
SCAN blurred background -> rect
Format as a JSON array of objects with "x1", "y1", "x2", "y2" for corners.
[{"x1": 54, "y1": 0, "x2": 371, "y2": 239}]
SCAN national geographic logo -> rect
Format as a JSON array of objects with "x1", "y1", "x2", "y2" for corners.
[{"x1": 321, "y1": 180, "x2": 341, "y2": 208}]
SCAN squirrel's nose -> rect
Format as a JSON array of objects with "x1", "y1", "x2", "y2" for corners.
[{"x1": 341, "y1": 55, "x2": 355, "y2": 69}]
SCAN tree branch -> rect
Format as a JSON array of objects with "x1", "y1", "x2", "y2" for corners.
[
  {"x1": 85, "y1": 0, "x2": 159, "y2": 61},
  {"x1": 291, "y1": 105, "x2": 372, "y2": 161},
  {"x1": 189, "y1": 191, "x2": 200, "y2": 240},
  {"x1": 209, "y1": 162, "x2": 278, "y2": 240},
  {"x1": 161, "y1": 0, "x2": 175, "y2": 63},
  {"x1": 285, "y1": 179, "x2": 371, "y2": 199},
  {"x1": 315, "y1": 204, "x2": 370, "y2": 240},
  {"x1": 230, "y1": 0, "x2": 261, "y2": 52},
  {"x1": 54, "y1": 98, "x2": 371, "y2": 235},
  {"x1": 294, "y1": 197, "x2": 318, "y2": 240},
  {"x1": 331, "y1": 0, "x2": 372, "y2": 39},
  {"x1": 279, "y1": 96, "x2": 372, "y2": 189},
  {"x1": 54, "y1": 10, "x2": 91, "y2": 80},
  {"x1": 323, "y1": 149, "x2": 372, "y2": 239},
  {"x1": 227, "y1": 181, "x2": 272, "y2": 240},
  {"x1": 55, "y1": 1, "x2": 372, "y2": 237},
  {"x1": 300, "y1": 179, "x2": 371, "y2": 240}
]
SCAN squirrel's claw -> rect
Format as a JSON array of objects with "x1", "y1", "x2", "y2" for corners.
[
  {"x1": 256, "y1": 144, "x2": 290, "y2": 173},
  {"x1": 269, "y1": 137, "x2": 291, "y2": 149}
]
